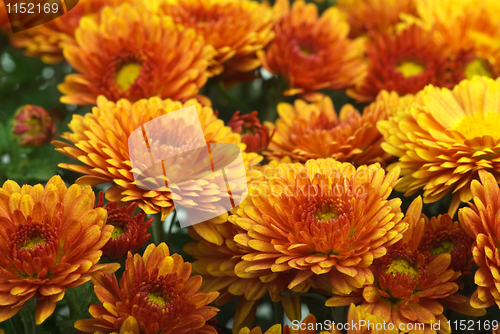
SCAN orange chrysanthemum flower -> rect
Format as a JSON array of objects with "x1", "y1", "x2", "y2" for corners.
[
  {"x1": 347, "y1": 25, "x2": 454, "y2": 102},
  {"x1": 185, "y1": 219, "x2": 307, "y2": 334},
  {"x1": 53, "y1": 96, "x2": 241, "y2": 221},
  {"x1": 229, "y1": 159, "x2": 406, "y2": 296},
  {"x1": 400, "y1": 0, "x2": 500, "y2": 79},
  {"x1": 265, "y1": 93, "x2": 415, "y2": 167},
  {"x1": 75, "y1": 243, "x2": 219, "y2": 334},
  {"x1": 337, "y1": 0, "x2": 417, "y2": 38},
  {"x1": 53, "y1": 97, "x2": 242, "y2": 220},
  {"x1": 0, "y1": 175, "x2": 118, "y2": 324},
  {"x1": 378, "y1": 76, "x2": 500, "y2": 215},
  {"x1": 361, "y1": 250, "x2": 458, "y2": 331},
  {"x1": 257, "y1": 0, "x2": 366, "y2": 100},
  {"x1": 459, "y1": 171, "x2": 500, "y2": 309},
  {"x1": 95, "y1": 191, "x2": 152, "y2": 260},
  {"x1": 327, "y1": 197, "x2": 485, "y2": 331},
  {"x1": 58, "y1": 3, "x2": 216, "y2": 105},
  {"x1": 9, "y1": 0, "x2": 124, "y2": 64},
  {"x1": 157, "y1": 0, "x2": 275, "y2": 75}
]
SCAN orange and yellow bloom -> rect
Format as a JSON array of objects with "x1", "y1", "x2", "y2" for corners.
[
  {"x1": 337, "y1": 0, "x2": 417, "y2": 39},
  {"x1": 348, "y1": 25, "x2": 453, "y2": 102},
  {"x1": 158, "y1": 0, "x2": 275, "y2": 75},
  {"x1": 58, "y1": 3, "x2": 215, "y2": 105},
  {"x1": 229, "y1": 159, "x2": 406, "y2": 296},
  {"x1": 459, "y1": 171, "x2": 500, "y2": 309},
  {"x1": 0, "y1": 176, "x2": 118, "y2": 324},
  {"x1": 328, "y1": 197, "x2": 484, "y2": 333},
  {"x1": 378, "y1": 76, "x2": 500, "y2": 215},
  {"x1": 75, "y1": 243, "x2": 219, "y2": 334},
  {"x1": 418, "y1": 213, "x2": 474, "y2": 276},
  {"x1": 265, "y1": 93, "x2": 414, "y2": 167},
  {"x1": 400, "y1": 0, "x2": 500, "y2": 79},
  {"x1": 9, "y1": 0, "x2": 123, "y2": 64},
  {"x1": 258, "y1": 0, "x2": 366, "y2": 100},
  {"x1": 53, "y1": 96, "x2": 240, "y2": 221}
]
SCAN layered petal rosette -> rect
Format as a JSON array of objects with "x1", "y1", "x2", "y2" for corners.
[
  {"x1": 53, "y1": 96, "x2": 241, "y2": 221},
  {"x1": 0, "y1": 176, "x2": 118, "y2": 324},
  {"x1": 58, "y1": 3, "x2": 216, "y2": 105},
  {"x1": 75, "y1": 243, "x2": 219, "y2": 334},
  {"x1": 229, "y1": 159, "x2": 406, "y2": 295},
  {"x1": 378, "y1": 77, "x2": 500, "y2": 215}
]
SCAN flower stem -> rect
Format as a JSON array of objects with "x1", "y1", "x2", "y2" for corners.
[
  {"x1": 152, "y1": 213, "x2": 164, "y2": 245},
  {"x1": 19, "y1": 298, "x2": 37, "y2": 334},
  {"x1": 165, "y1": 210, "x2": 177, "y2": 244},
  {"x1": 273, "y1": 301, "x2": 284, "y2": 325}
]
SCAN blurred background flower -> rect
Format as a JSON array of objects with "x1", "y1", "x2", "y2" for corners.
[{"x1": 11, "y1": 104, "x2": 56, "y2": 147}]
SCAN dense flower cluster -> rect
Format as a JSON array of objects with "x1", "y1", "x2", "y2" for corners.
[{"x1": 1, "y1": 0, "x2": 500, "y2": 333}]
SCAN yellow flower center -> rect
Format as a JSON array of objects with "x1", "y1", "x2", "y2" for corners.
[
  {"x1": 431, "y1": 240, "x2": 455, "y2": 256},
  {"x1": 25, "y1": 118, "x2": 42, "y2": 135},
  {"x1": 385, "y1": 258, "x2": 418, "y2": 279},
  {"x1": 315, "y1": 211, "x2": 338, "y2": 222},
  {"x1": 395, "y1": 61, "x2": 425, "y2": 78},
  {"x1": 147, "y1": 293, "x2": 166, "y2": 307},
  {"x1": 21, "y1": 236, "x2": 45, "y2": 250},
  {"x1": 110, "y1": 226, "x2": 124, "y2": 240},
  {"x1": 454, "y1": 113, "x2": 500, "y2": 140},
  {"x1": 465, "y1": 58, "x2": 492, "y2": 79},
  {"x1": 241, "y1": 126, "x2": 254, "y2": 135},
  {"x1": 299, "y1": 45, "x2": 312, "y2": 55},
  {"x1": 116, "y1": 63, "x2": 142, "y2": 91}
]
